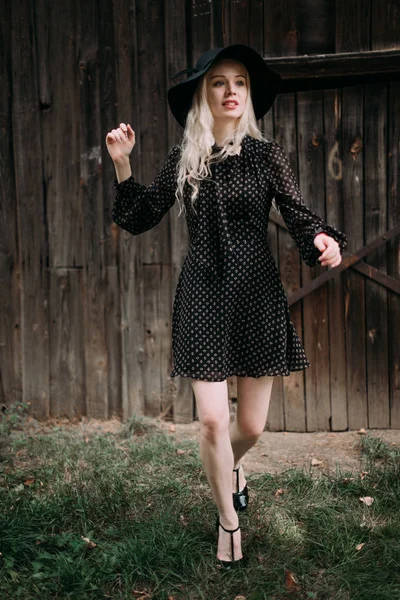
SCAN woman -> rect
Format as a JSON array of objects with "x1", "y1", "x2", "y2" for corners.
[{"x1": 105, "y1": 44, "x2": 348, "y2": 569}]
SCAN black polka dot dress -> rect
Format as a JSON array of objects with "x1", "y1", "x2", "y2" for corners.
[{"x1": 112, "y1": 135, "x2": 348, "y2": 381}]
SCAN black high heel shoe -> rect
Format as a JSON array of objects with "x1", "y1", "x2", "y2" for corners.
[
  {"x1": 232, "y1": 465, "x2": 249, "y2": 512},
  {"x1": 215, "y1": 515, "x2": 243, "y2": 569}
]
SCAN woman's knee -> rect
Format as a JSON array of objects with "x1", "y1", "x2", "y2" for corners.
[
  {"x1": 200, "y1": 414, "x2": 230, "y2": 442},
  {"x1": 236, "y1": 418, "x2": 265, "y2": 440},
  {"x1": 191, "y1": 378, "x2": 230, "y2": 441}
]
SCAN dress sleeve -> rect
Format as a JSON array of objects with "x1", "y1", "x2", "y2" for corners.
[
  {"x1": 111, "y1": 145, "x2": 181, "y2": 235},
  {"x1": 265, "y1": 141, "x2": 348, "y2": 267}
]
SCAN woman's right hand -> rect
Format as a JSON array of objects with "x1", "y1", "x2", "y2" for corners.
[{"x1": 105, "y1": 123, "x2": 135, "y2": 162}]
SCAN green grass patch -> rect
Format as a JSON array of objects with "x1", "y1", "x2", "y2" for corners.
[{"x1": 0, "y1": 408, "x2": 400, "y2": 599}]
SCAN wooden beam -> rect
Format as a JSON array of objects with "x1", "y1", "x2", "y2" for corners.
[
  {"x1": 352, "y1": 260, "x2": 400, "y2": 296},
  {"x1": 265, "y1": 50, "x2": 400, "y2": 92},
  {"x1": 281, "y1": 224, "x2": 400, "y2": 305}
]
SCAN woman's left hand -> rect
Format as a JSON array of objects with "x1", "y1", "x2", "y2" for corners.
[{"x1": 313, "y1": 232, "x2": 342, "y2": 268}]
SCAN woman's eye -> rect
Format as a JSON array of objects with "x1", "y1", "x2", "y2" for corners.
[{"x1": 215, "y1": 80, "x2": 245, "y2": 86}]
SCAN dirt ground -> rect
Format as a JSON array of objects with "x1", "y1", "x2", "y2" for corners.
[{"x1": 18, "y1": 414, "x2": 400, "y2": 478}]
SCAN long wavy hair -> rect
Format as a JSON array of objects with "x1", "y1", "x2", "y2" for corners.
[{"x1": 173, "y1": 59, "x2": 272, "y2": 217}]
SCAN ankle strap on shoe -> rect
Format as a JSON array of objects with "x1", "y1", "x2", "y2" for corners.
[
  {"x1": 219, "y1": 522, "x2": 240, "y2": 533},
  {"x1": 233, "y1": 465, "x2": 241, "y2": 492}
]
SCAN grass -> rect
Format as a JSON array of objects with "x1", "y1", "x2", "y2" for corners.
[{"x1": 0, "y1": 405, "x2": 400, "y2": 600}]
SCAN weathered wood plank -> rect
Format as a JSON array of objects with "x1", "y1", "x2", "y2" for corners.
[
  {"x1": 112, "y1": 0, "x2": 143, "y2": 419},
  {"x1": 364, "y1": 83, "x2": 389, "y2": 428},
  {"x1": 105, "y1": 266, "x2": 122, "y2": 417},
  {"x1": 387, "y1": 82, "x2": 400, "y2": 427},
  {"x1": 49, "y1": 269, "x2": 85, "y2": 418},
  {"x1": 37, "y1": 0, "x2": 82, "y2": 269},
  {"x1": 272, "y1": 93, "x2": 306, "y2": 432},
  {"x1": 143, "y1": 265, "x2": 171, "y2": 417},
  {"x1": 136, "y1": 1, "x2": 171, "y2": 265},
  {"x1": 98, "y1": 0, "x2": 123, "y2": 418},
  {"x1": 336, "y1": 0, "x2": 371, "y2": 52},
  {"x1": 297, "y1": 90, "x2": 330, "y2": 431},
  {"x1": 211, "y1": 0, "x2": 225, "y2": 47},
  {"x1": 371, "y1": 0, "x2": 400, "y2": 50},
  {"x1": 36, "y1": 0, "x2": 85, "y2": 420},
  {"x1": 160, "y1": 264, "x2": 174, "y2": 418},
  {"x1": 342, "y1": 86, "x2": 367, "y2": 429},
  {"x1": 337, "y1": 11, "x2": 368, "y2": 430},
  {"x1": 263, "y1": 0, "x2": 297, "y2": 57},
  {"x1": 77, "y1": 0, "x2": 108, "y2": 418},
  {"x1": 0, "y1": 1, "x2": 22, "y2": 406},
  {"x1": 324, "y1": 88, "x2": 348, "y2": 431},
  {"x1": 12, "y1": 0, "x2": 49, "y2": 418}
]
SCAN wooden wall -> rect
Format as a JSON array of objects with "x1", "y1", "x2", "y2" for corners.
[{"x1": 0, "y1": 0, "x2": 399, "y2": 430}]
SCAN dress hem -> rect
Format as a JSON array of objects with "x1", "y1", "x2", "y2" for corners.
[{"x1": 169, "y1": 362, "x2": 311, "y2": 381}]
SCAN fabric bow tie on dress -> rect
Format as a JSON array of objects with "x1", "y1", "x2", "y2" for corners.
[{"x1": 193, "y1": 140, "x2": 249, "y2": 280}]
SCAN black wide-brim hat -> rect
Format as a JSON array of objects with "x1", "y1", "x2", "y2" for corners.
[{"x1": 167, "y1": 44, "x2": 281, "y2": 129}]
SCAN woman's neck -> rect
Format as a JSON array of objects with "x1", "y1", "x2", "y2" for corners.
[{"x1": 213, "y1": 126, "x2": 237, "y2": 147}]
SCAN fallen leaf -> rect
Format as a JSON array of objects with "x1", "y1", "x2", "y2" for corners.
[
  {"x1": 360, "y1": 471, "x2": 369, "y2": 480},
  {"x1": 311, "y1": 458, "x2": 323, "y2": 466},
  {"x1": 23, "y1": 477, "x2": 35, "y2": 487},
  {"x1": 359, "y1": 496, "x2": 374, "y2": 506},
  {"x1": 285, "y1": 569, "x2": 299, "y2": 590},
  {"x1": 274, "y1": 488, "x2": 284, "y2": 497},
  {"x1": 356, "y1": 542, "x2": 365, "y2": 551},
  {"x1": 132, "y1": 590, "x2": 152, "y2": 599},
  {"x1": 81, "y1": 536, "x2": 97, "y2": 549},
  {"x1": 342, "y1": 477, "x2": 355, "y2": 483}
]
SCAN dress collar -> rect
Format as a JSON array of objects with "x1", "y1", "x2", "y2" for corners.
[{"x1": 211, "y1": 134, "x2": 252, "y2": 152}]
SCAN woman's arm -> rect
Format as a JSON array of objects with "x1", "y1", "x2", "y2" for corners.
[
  {"x1": 114, "y1": 156, "x2": 132, "y2": 183},
  {"x1": 265, "y1": 141, "x2": 348, "y2": 268},
  {"x1": 112, "y1": 145, "x2": 181, "y2": 236}
]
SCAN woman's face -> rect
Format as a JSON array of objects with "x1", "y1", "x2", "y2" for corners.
[{"x1": 206, "y1": 59, "x2": 248, "y2": 121}]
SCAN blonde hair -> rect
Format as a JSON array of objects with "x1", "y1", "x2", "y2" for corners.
[{"x1": 173, "y1": 59, "x2": 273, "y2": 217}]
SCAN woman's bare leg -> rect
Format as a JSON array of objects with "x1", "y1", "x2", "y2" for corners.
[
  {"x1": 191, "y1": 378, "x2": 243, "y2": 562},
  {"x1": 229, "y1": 376, "x2": 275, "y2": 492}
]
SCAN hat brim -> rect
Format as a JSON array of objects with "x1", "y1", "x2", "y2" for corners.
[{"x1": 168, "y1": 44, "x2": 281, "y2": 128}]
